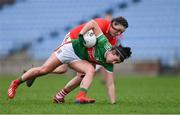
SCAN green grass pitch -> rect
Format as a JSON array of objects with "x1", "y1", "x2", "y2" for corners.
[{"x1": 0, "y1": 74, "x2": 180, "y2": 114}]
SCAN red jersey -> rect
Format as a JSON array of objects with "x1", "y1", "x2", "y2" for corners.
[{"x1": 69, "y1": 18, "x2": 118, "y2": 46}]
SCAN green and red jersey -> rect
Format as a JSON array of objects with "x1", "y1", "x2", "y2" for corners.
[
  {"x1": 72, "y1": 34, "x2": 113, "y2": 72},
  {"x1": 70, "y1": 18, "x2": 118, "y2": 46}
]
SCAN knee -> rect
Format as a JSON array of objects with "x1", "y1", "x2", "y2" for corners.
[
  {"x1": 59, "y1": 66, "x2": 68, "y2": 74},
  {"x1": 86, "y1": 66, "x2": 95, "y2": 77},
  {"x1": 54, "y1": 65, "x2": 68, "y2": 74}
]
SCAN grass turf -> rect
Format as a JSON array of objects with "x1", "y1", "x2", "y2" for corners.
[{"x1": 0, "y1": 74, "x2": 180, "y2": 114}]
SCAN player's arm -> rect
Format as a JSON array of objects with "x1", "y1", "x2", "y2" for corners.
[
  {"x1": 79, "y1": 20, "x2": 103, "y2": 37},
  {"x1": 105, "y1": 71, "x2": 116, "y2": 104},
  {"x1": 103, "y1": 65, "x2": 116, "y2": 104}
]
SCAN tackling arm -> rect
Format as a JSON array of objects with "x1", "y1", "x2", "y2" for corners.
[{"x1": 79, "y1": 20, "x2": 102, "y2": 37}]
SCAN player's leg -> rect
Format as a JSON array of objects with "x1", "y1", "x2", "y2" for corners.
[
  {"x1": 95, "y1": 65, "x2": 107, "y2": 84},
  {"x1": 26, "y1": 33, "x2": 70, "y2": 87},
  {"x1": 64, "y1": 73, "x2": 84, "y2": 90},
  {"x1": 26, "y1": 64, "x2": 68, "y2": 87},
  {"x1": 69, "y1": 60, "x2": 96, "y2": 103},
  {"x1": 52, "y1": 64, "x2": 68, "y2": 74},
  {"x1": 53, "y1": 73, "x2": 84, "y2": 103},
  {"x1": 98, "y1": 66, "x2": 108, "y2": 84},
  {"x1": 8, "y1": 53, "x2": 63, "y2": 99}
]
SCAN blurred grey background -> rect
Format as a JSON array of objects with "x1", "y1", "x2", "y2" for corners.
[{"x1": 0, "y1": 0, "x2": 180, "y2": 75}]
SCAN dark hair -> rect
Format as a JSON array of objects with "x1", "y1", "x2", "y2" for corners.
[
  {"x1": 112, "y1": 45, "x2": 131, "y2": 62},
  {"x1": 111, "y1": 16, "x2": 128, "y2": 28}
]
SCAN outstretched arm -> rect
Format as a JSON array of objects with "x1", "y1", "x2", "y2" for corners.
[
  {"x1": 79, "y1": 20, "x2": 103, "y2": 37},
  {"x1": 105, "y1": 72, "x2": 116, "y2": 104}
]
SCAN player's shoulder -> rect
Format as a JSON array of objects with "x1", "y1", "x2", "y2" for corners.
[
  {"x1": 94, "y1": 18, "x2": 110, "y2": 24},
  {"x1": 97, "y1": 34, "x2": 109, "y2": 46},
  {"x1": 97, "y1": 34, "x2": 107, "y2": 41}
]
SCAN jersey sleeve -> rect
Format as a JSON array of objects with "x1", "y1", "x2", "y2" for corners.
[{"x1": 103, "y1": 63, "x2": 114, "y2": 73}]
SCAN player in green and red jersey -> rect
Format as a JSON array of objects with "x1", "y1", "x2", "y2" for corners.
[{"x1": 8, "y1": 17, "x2": 131, "y2": 104}]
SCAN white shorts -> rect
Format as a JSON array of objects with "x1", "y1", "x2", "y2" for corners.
[
  {"x1": 95, "y1": 64, "x2": 102, "y2": 71},
  {"x1": 54, "y1": 43, "x2": 81, "y2": 64}
]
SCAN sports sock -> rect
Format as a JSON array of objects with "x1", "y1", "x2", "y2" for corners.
[
  {"x1": 17, "y1": 77, "x2": 24, "y2": 84},
  {"x1": 80, "y1": 88, "x2": 88, "y2": 92},
  {"x1": 76, "y1": 88, "x2": 88, "y2": 98},
  {"x1": 55, "y1": 88, "x2": 69, "y2": 99}
]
